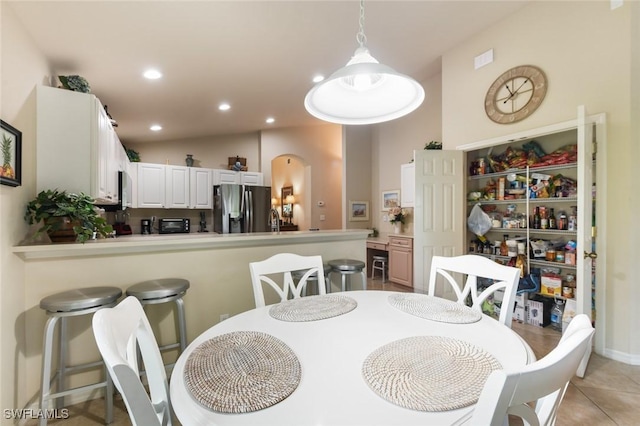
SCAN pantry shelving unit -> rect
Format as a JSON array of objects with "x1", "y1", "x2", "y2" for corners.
[{"x1": 457, "y1": 107, "x2": 605, "y2": 327}]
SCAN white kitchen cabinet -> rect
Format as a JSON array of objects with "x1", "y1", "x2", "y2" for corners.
[
  {"x1": 136, "y1": 163, "x2": 165, "y2": 208},
  {"x1": 240, "y1": 171, "x2": 263, "y2": 186},
  {"x1": 166, "y1": 165, "x2": 190, "y2": 209},
  {"x1": 136, "y1": 163, "x2": 213, "y2": 209},
  {"x1": 36, "y1": 85, "x2": 125, "y2": 204},
  {"x1": 400, "y1": 163, "x2": 415, "y2": 208},
  {"x1": 190, "y1": 168, "x2": 213, "y2": 209},
  {"x1": 213, "y1": 169, "x2": 240, "y2": 185},
  {"x1": 212, "y1": 169, "x2": 264, "y2": 186}
]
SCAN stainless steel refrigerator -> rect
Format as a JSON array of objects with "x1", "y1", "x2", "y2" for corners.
[{"x1": 213, "y1": 184, "x2": 272, "y2": 233}]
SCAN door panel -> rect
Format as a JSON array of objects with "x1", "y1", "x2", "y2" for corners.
[{"x1": 413, "y1": 150, "x2": 465, "y2": 293}]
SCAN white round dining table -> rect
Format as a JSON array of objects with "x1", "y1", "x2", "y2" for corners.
[{"x1": 170, "y1": 290, "x2": 530, "y2": 426}]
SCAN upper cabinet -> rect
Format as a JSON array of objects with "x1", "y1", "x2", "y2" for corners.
[
  {"x1": 165, "y1": 165, "x2": 190, "y2": 209},
  {"x1": 36, "y1": 85, "x2": 128, "y2": 204},
  {"x1": 213, "y1": 169, "x2": 240, "y2": 185},
  {"x1": 136, "y1": 163, "x2": 165, "y2": 208},
  {"x1": 212, "y1": 169, "x2": 263, "y2": 186},
  {"x1": 240, "y1": 171, "x2": 263, "y2": 186},
  {"x1": 400, "y1": 163, "x2": 415, "y2": 208},
  {"x1": 134, "y1": 163, "x2": 214, "y2": 209},
  {"x1": 190, "y1": 168, "x2": 213, "y2": 209}
]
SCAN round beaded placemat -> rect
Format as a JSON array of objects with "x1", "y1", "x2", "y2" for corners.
[
  {"x1": 184, "y1": 331, "x2": 301, "y2": 413},
  {"x1": 362, "y1": 336, "x2": 501, "y2": 412},
  {"x1": 269, "y1": 294, "x2": 357, "y2": 322},
  {"x1": 388, "y1": 293, "x2": 482, "y2": 324}
]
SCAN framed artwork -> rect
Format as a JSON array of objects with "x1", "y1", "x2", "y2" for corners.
[
  {"x1": 349, "y1": 201, "x2": 369, "y2": 221},
  {"x1": 281, "y1": 185, "x2": 294, "y2": 221},
  {"x1": 381, "y1": 190, "x2": 400, "y2": 211},
  {"x1": 0, "y1": 120, "x2": 22, "y2": 187}
]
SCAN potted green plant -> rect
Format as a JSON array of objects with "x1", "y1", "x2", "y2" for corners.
[{"x1": 24, "y1": 189, "x2": 113, "y2": 243}]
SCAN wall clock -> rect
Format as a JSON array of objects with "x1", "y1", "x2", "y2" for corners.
[{"x1": 485, "y1": 65, "x2": 547, "y2": 124}]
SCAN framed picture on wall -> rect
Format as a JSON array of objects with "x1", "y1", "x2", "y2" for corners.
[
  {"x1": 381, "y1": 190, "x2": 400, "y2": 211},
  {"x1": 0, "y1": 120, "x2": 22, "y2": 187},
  {"x1": 349, "y1": 201, "x2": 369, "y2": 221}
]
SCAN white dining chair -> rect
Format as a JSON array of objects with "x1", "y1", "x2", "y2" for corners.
[
  {"x1": 470, "y1": 314, "x2": 594, "y2": 426},
  {"x1": 428, "y1": 255, "x2": 521, "y2": 327},
  {"x1": 249, "y1": 253, "x2": 326, "y2": 308},
  {"x1": 92, "y1": 296, "x2": 172, "y2": 426}
]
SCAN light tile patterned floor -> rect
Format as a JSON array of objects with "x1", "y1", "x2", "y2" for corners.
[{"x1": 26, "y1": 278, "x2": 640, "y2": 425}]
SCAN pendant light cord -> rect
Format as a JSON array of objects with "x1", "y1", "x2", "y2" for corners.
[{"x1": 356, "y1": 0, "x2": 367, "y2": 48}]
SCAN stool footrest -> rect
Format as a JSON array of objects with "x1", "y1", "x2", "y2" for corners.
[
  {"x1": 60, "y1": 359, "x2": 104, "y2": 375},
  {"x1": 159, "y1": 342, "x2": 180, "y2": 352},
  {"x1": 45, "y1": 381, "x2": 108, "y2": 401}
]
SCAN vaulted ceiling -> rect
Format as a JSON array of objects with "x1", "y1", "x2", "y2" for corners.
[{"x1": 8, "y1": 1, "x2": 529, "y2": 144}]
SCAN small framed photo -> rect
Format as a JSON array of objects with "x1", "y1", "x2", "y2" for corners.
[
  {"x1": 0, "y1": 120, "x2": 22, "y2": 187},
  {"x1": 381, "y1": 190, "x2": 400, "y2": 211},
  {"x1": 349, "y1": 201, "x2": 369, "y2": 221}
]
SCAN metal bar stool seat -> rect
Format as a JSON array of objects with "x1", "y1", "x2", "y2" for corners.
[
  {"x1": 292, "y1": 264, "x2": 332, "y2": 295},
  {"x1": 371, "y1": 255, "x2": 388, "y2": 282},
  {"x1": 328, "y1": 259, "x2": 367, "y2": 292},
  {"x1": 39, "y1": 286, "x2": 122, "y2": 426},
  {"x1": 126, "y1": 278, "x2": 190, "y2": 358}
]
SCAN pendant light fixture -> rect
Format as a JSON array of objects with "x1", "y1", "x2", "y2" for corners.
[{"x1": 304, "y1": 0, "x2": 425, "y2": 125}]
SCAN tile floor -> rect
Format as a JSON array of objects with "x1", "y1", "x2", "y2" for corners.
[{"x1": 27, "y1": 277, "x2": 640, "y2": 425}]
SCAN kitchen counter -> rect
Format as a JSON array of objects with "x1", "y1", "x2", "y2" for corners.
[{"x1": 13, "y1": 229, "x2": 368, "y2": 260}]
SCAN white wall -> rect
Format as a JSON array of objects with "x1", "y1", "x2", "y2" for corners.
[
  {"x1": 372, "y1": 71, "x2": 443, "y2": 235},
  {"x1": 126, "y1": 132, "x2": 260, "y2": 171},
  {"x1": 0, "y1": 3, "x2": 50, "y2": 416},
  {"x1": 343, "y1": 126, "x2": 372, "y2": 230}
]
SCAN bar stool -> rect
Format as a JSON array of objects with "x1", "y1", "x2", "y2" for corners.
[
  {"x1": 292, "y1": 264, "x2": 332, "y2": 296},
  {"x1": 371, "y1": 255, "x2": 388, "y2": 282},
  {"x1": 125, "y1": 278, "x2": 190, "y2": 362},
  {"x1": 39, "y1": 286, "x2": 122, "y2": 426},
  {"x1": 328, "y1": 259, "x2": 367, "y2": 292}
]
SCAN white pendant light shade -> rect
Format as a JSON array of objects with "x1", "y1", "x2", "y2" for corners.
[
  {"x1": 304, "y1": 2, "x2": 425, "y2": 125},
  {"x1": 305, "y1": 48, "x2": 424, "y2": 125}
]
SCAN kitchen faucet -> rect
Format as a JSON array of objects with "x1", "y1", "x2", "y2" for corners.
[{"x1": 269, "y1": 208, "x2": 280, "y2": 233}]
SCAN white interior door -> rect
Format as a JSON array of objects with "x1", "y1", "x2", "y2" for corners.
[
  {"x1": 413, "y1": 150, "x2": 465, "y2": 294},
  {"x1": 577, "y1": 105, "x2": 595, "y2": 319}
]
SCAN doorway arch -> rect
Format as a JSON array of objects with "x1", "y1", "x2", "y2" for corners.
[{"x1": 271, "y1": 155, "x2": 309, "y2": 230}]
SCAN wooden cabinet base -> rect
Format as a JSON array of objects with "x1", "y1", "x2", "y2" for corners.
[{"x1": 388, "y1": 236, "x2": 413, "y2": 287}]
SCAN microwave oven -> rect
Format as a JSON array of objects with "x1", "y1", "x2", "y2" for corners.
[{"x1": 158, "y1": 218, "x2": 190, "y2": 234}]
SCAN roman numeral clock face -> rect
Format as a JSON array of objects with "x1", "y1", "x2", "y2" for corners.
[{"x1": 485, "y1": 65, "x2": 547, "y2": 124}]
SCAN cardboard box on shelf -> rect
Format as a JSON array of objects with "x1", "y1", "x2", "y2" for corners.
[
  {"x1": 526, "y1": 296, "x2": 553, "y2": 327},
  {"x1": 513, "y1": 293, "x2": 528, "y2": 323},
  {"x1": 541, "y1": 275, "x2": 562, "y2": 297},
  {"x1": 561, "y1": 298, "x2": 578, "y2": 333},
  {"x1": 498, "y1": 177, "x2": 505, "y2": 200}
]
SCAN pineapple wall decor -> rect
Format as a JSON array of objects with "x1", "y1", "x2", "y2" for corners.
[{"x1": 0, "y1": 120, "x2": 22, "y2": 187}]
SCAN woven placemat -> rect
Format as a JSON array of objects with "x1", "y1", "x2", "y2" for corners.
[
  {"x1": 388, "y1": 293, "x2": 482, "y2": 324},
  {"x1": 362, "y1": 336, "x2": 501, "y2": 412},
  {"x1": 184, "y1": 331, "x2": 301, "y2": 413},
  {"x1": 269, "y1": 294, "x2": 357, "y2": 322}
]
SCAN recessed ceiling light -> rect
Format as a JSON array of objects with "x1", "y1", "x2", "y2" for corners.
[
  {"x1": 312, "y1": 75, "x2": 325, "y2": 83},
  {"x1": 143, "y1": 69, "x2": 162, "y2": 80},
  {"x1": 265, "y1": 117, "x2": 275, "y2": 124},
  {"x1": 150, "y1": 124, "x2": 162, "y2": 131},
  {"x1": 218, "y1": 103, "x2": 231, "y2": 111}
]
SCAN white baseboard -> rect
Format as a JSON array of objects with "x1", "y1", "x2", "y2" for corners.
[{"x1": 602, "y1": 348, "x2": 640, "y2": 365}]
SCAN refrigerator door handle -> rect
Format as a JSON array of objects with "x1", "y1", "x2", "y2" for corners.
[{"x1": 246, "y1": 189, "x2": 253, "y2": 233}]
